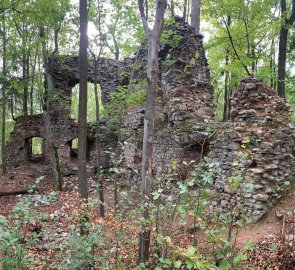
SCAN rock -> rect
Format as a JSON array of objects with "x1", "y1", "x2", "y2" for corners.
[
  {"x1": 245, "y1": 83, "x2": 256, "y2": 90},
  {"x1": 228, "y1": 142, "x2": 240, "y2": 150},
  {"x1": 186, "y1": 223, "x2": 200, "y2": 234},
  {"x1": 252, "y1": 210, "x2": 266, "y2": 222},
  {"x1": 275, "y1": 210, "x2": 286, "y2": 218},
  {"x1": 254, "y1": 194, "x2": 269, "y2": 202},
  {"x1": 264, "y1": 164, "x2": 278, "y2": 170},
  {"x1": 254, "y1": 204, "x2": 266, "y2": 210},
  {"x1": 285, "y1": 234, "x2": 295, "y2": 242},
  {"x1": 221, "y1": 200, "x2": 228, "y2": 207},
  {"x1": 209, "y1": 76, "x2": 295, "y2": 222},
  {"x1": 249, "y1": 168, "x2": 264, "y2": 174},
  {"x1": 227, "y1": 131, "x2": 239, "y2": 139}
]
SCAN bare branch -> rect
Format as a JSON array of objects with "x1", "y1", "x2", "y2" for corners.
[
  {"x1": 222, "y1": 16, "x2": 251, "y2": 76},
  {"x1": 138, "y1": 0, "x2": 149, "y2": 36}
]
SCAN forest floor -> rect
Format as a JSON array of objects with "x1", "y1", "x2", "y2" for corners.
[{"x1": 0, "y1": 163, "x2": 295, "y2": 269}]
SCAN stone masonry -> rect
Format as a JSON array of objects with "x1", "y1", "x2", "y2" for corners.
[
  {"x1": 122, "y1": 17, "x2": 214, "y2": 179},
  {"x1": 5, "y1": 18, "x2": 295, "y2": 221},
  {"x1": 210, "y1": 77, "x2": 295, "y2": 221}
]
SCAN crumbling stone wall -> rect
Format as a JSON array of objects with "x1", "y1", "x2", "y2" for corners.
[
  {"x1": 122, "y1": 17, "x2": 214, "y2": 178},
  {"x1": 5, "y1": 17, "x2": 295, "y2": 222},
  {"x1": 5, "y1": 115, "x2": 46, "y2": 166},
  {"x1": 47, "y1": 56, "x2": 130, "y2": 104},
  {"x1": 209, "y1": 77, "x2": 295, "y2": 221},
  {"x1": 6, "y1": 56, "x2": 125, "y2": 171}
]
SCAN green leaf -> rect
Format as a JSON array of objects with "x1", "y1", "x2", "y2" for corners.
[
  {"x1": 220, "y1": 259, "x2": 231, "y2": 269},
  {"x1": 244, "y1": 240, "x2": 254, "y2": 251},
  {"x1": 171, "y1": 160, "x2": 178, "y2": 169},
  {"x1": 176, "y1": 206, "x2": 186, "y2": 219},
  {"x1": 186, "y1": 246, "x2": 197, "y2": 257},
  {"x1": 151, "y1": 192, "x2": 160, "y2": 200},
  {"x1": 270, "y1": 243, "x2": 278, "y2": 251},
  {"x1": 174, "y1": 260, "x2": 182, "y2": 268},
  {"x1": 164, "y1": 258, "x2": 172, "y2": 265},
  {"x1": 50, "y1": 191, "x2": 59, "y2": 196},
  {"x1": 186, "y1": 260, "x2": 194, "y2": 269},
  {"x1": 188, "y1": 179, "x2": 195, "y2": 187},
  {"x1": 233, "y1": 253, "x2": 247, "y2": 265},
  {"x1": 244, "y1": 183, "x2": 255, "y2": 192}
]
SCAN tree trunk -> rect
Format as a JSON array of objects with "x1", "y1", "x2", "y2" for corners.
[
  {"x1": 251, "y1": 46, "x2": 256, "y2": 73},
  {"x1": 53, "y1": 26, "x2": 60, "y2": 55},
  {"x1": 223, "y1": 48, "x2": 229, "y2": 122},
  {"x1": 223, "y1": 16, "x2": 251, "y2": 76},
  {"x1": 0, "y1": 188, "x2": 29, "y2": 197},
  {"x1": 270, "y1": 38, "x2": 275, "y2": 88},
  {"x1": 92, "y1": 53, "x2": 105, "y2": 217},
  {"x1": 22, "y1": 54, "x2": 29, "y2": 115},
  {"x1": 10, "y1": 98, "x2": 16, "y2": 121},
  {"x1": 138, "y1": 0, "x2": 150, "y2": 36},
  {"x1": 1, "y1": 19, "x2": 7, "y2": 175},
  {"x1": 223, "y1": 16, "x2": 231, "y2": 122},
  {"x1": 30, "y1": 53, "x2": 37, "y2": 115},
  {"x1": 78, "y1": 0, "x2": 89, "y2": 200},
  {"x1": 228, "y1": 74, "x2": 233, "y2": 118},
  {"x1": 191, "y1": 0, "x2": 201, "y2": 34},
  {"x1": 277, "y1": 26, "x2": 288, "y2": 98},
  {"x1": 40, "y1": 26, "x2": 63, "y2": 192},
  {"x1": 186, "y1": 0, "x2": 190, "y2": 23},
  {"x1": 170, "y1": 0, "x2": 175, "y2": 16},
  {"x1": 183, "y1": 0, "x2": 187, "y2": 21},
  {"x1": 277, "y1": 0, "x2": 295, "y2": 97},
  {"x1": 138, "y1": 0, "x2": 167, "y2": 263},
  {"x1": 111, "y1": 32, "x2": 120, "y2": 60}
]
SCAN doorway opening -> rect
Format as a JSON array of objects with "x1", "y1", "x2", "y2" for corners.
[
  {"x1": 69, "y1": 137, "x2": 93, "y2": 161},
  {"x1": 26, "y1": 137, "x2": 44, "y2": 162}
]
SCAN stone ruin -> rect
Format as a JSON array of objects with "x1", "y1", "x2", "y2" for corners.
[
  {"x1": 122, "y1": 17, "x2": 214, "y2": 179},
  {"x1": 5, "y1": 56, "x2": 128, "y2": 173},
  {"x1": 4, "y1": 18, "x2": 295, "y2": 221},
  {"x1": 210, "y1": 77, "x2": 295, "y2": 221}
]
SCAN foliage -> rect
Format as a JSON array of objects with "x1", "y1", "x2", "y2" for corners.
[
  {"x1": 0, "y1": 157, "x2": 257, "y2": 270},
  {"x1": 1, "y1": 0, "x2": 295, "y2": 269},
  {"x1": 71, "y1": 82, "x2": 103, "y2": 123},
  {"x1": 0, "y1": 176, "x2": 46, "y2": 269},
  {"x1": 202, "y1": 0, "x2": 295, "y2": 119}
]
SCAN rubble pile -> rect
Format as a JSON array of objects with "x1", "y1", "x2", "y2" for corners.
[{"x1": 210, "y1": 77, "x2": 295, "y2": 220}]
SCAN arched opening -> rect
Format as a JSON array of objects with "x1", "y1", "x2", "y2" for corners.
[
  {"x1": 68, "y1": 137, "x2": 93, "y2": 161},
  {"x1": 71, "y1": 82, "x2": 103, "y2": 123},
  {"x1": 25, "y1": 137, "x2": 44, "y2": 162},
  {"x1": 70, "y1": 138, "x2": 78, "y2": 158}
]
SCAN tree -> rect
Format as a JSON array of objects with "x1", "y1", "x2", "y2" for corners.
[
  {"x1": 1, "y1": 11, "x2": 7, "y2": 175},
  {"x1": 78, "y1": 0, "x2": 89, "y2": 200},
  {"x1": 277, "y1": 0, "x2": 295, "y2": 98},
  {"x1": 137, "y1": 0, "x2": 167, "y2": 263},
  {"x1": 191, "y1": 0, "x2": 201, "y2": 34},
  {"x1": 202, "y1": 0, "x2": 280, "y2": 119},
  {"x1": 90, "y1": 48, "x2": 105, "y2": 218},
  {"x1": 40, "y1": 25, "x2": 63, "y2": 192}
]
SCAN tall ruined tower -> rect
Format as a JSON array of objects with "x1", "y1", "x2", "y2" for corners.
[{"x1": 122, "y1": 17, "x2": 214, "y2": 178}]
